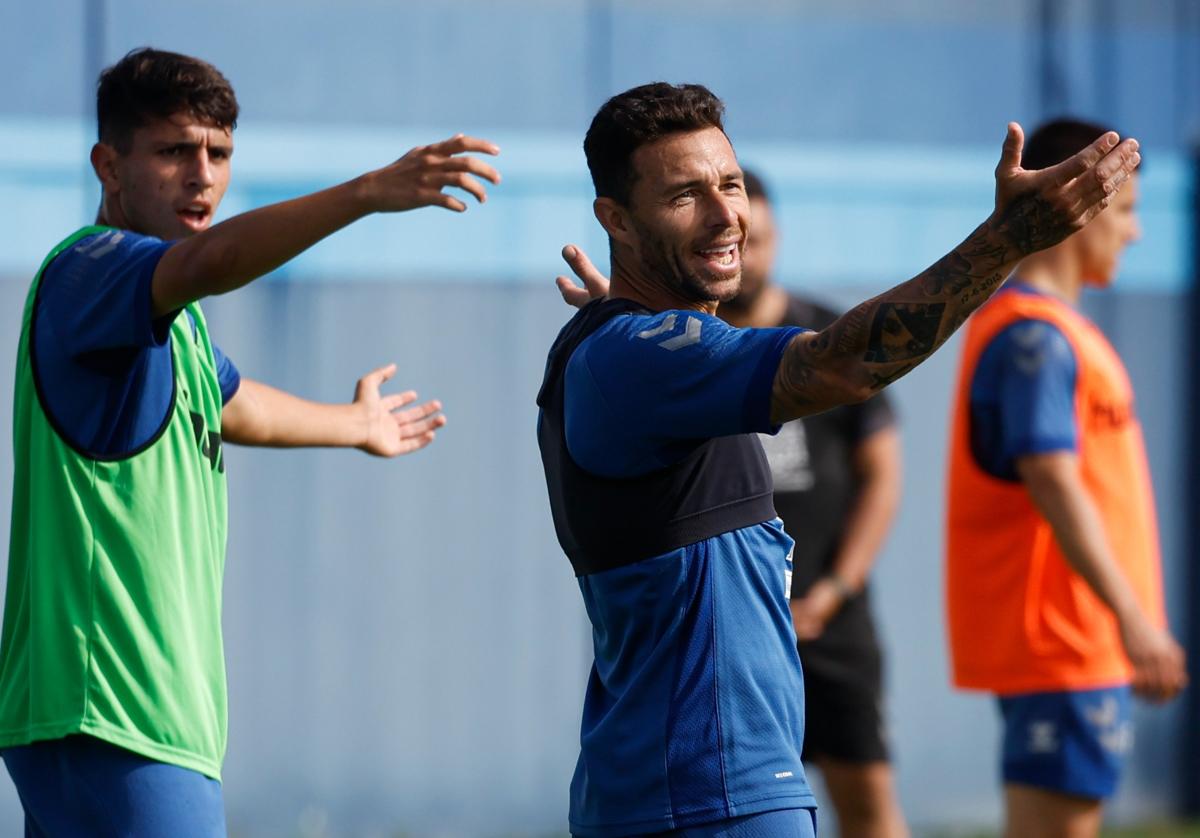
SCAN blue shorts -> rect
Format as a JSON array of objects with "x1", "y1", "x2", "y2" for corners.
[
  {"x1": 643, "y1": 807, "x2": 818, "y2": 837},
  {"x1": 997, "y1": 684, "x2": 1132, "y2": 800},
  {"x1": 3, "y1": 734, "x2": 226, "y2": 837}
]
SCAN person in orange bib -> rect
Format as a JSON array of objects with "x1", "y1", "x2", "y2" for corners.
[{"x1": 945, "y1": 118, "x2": 1188, "y2": 838}]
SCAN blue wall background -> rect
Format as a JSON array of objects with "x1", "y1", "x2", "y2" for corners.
[{"x1": 0, "y1": 1, "x2": 1197, "y2": 835}]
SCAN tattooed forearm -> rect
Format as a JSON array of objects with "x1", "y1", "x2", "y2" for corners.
[
  {"x1": 770, "y1": 219, "x2": 1025, "y2": 424},
  {"x1": 993, "y1": 190, "x2": 1077, "y2": 255},
  {"x1": 863, "y1": 302, "x2": 945, "y2": 363}
]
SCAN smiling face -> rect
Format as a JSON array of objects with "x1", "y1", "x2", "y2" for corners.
[
  {"x1": 616, "y1": 126, "x2": 750, "y2": 304},
  {"x1": 92, "y1": 112, "x2": 233, "y2": 240}
]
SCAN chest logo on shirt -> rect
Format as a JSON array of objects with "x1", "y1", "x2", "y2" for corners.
[
  {"x1": 637, "y1": 315, "x2": 702, "y2": 351},
  {"x1": 758, "y1": 421, "x2": 814, "y2": 492},
  {"x1": 189, "y1": 410, "x2": 225, "y2": 474},
  {"x1": 1087, "y1": 397, "x2": 1134, "y2": 431},
  {"x1": 73, "y1": 230, "x2": 126, "y2": 259}
]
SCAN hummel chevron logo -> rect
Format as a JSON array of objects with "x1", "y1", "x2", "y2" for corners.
[
  {"x1": 637, "y1": 315, "x2": 677, "y2": 339},
  {"x1": 636, "y1": 315, "x2": 702, "y2": 351},
  {"x1": 74, "y1": 230, "x2": 125, "y2": 259}
]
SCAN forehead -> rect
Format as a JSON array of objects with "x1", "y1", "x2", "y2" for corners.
[
  {"x1": 131, "y1": 112, "x2": 233, "y2": 146},
  {"x1": 630, "y1": 126, "x2": 740, "y2": 191}
]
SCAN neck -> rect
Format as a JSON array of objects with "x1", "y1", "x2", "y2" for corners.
[
  {"x1": 95, "y1": 193, "x2": 126, "y2": 231},
  {"x1": 719, "y1": 282, "x2": 787, "y2": 328},
  {"x1": 1014, "y1": 245, "x2": 1084, "y2": 305},
  {"x1": 607, "y1": 248, "x2": 718, "y2": 315}
]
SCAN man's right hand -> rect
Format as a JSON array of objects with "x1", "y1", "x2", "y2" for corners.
[
  {"x1": 1118, "y1": 612, "x2": 1188, "y2": 703},
  {"x1": 556, "y1": 244, "x2": 610, "y2": 307},
  {"x1": 355, "y1": 134, "x2": 501, "y2": 213}
]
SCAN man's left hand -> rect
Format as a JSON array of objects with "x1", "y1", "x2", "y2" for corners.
[
  {"x1": 790, "y1": 578, "x2": 846, "y2": 641},
  {"x1": 556, "y1": 244, "x2": 610, "y2": 308},
  {"x1": 354, "y1": 363, "x2": 446, "y2": 457}
]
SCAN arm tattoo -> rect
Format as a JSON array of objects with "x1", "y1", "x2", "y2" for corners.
[
  {"x1": 772, "y1": 218, "x2": 1025, "y2": 421},
  {"x1": 992, "y1": 190, "x2": 1077, "y2": 255}
]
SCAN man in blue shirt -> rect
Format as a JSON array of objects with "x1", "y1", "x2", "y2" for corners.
[{"x1": 540, "y1": 83, "x2": 1141, "y2": 837}]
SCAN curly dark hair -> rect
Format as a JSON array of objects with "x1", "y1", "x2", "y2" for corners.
[
  {"x1": 98, "y1": 47, "x2": 239, "y2": 152},
  {"x1": 584, "y1": 82, "x2": 726, "y2": 206}
]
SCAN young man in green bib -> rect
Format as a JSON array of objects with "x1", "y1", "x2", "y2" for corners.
[{"x1": 0, "y1": 47, "x2": 501, "y2": 836}]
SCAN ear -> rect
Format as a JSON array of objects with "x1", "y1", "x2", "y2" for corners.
[
  {"x1": 593, "y1": 197, "x2": 636, "y2": 246},
  {"x1": 90, "y1": 142, "x2": 120, "y2": 195}
]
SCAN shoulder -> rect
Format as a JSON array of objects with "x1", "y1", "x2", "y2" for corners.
[
  {"x1": 577, "y1": 308, "x2": 730, "y2": 361},
  {"x1": 985, "y1": 318, "x2": 1076, "y2": 374},
  {"x1": 972, "y1": 317, "x2": 1078, "y2": 404},
  {"x1": 44, "y1": 229, "x2": 170, "y2": 283}
]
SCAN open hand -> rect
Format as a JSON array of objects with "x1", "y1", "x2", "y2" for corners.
[
  {"x1": 556, "y1": 244, "x2": 610, "y2": 307},
  {"x1": 358, "y1": 134, "x2": 501, "y2": 213},
  {"x1": 353, "y1": 363, "x2": 446, "y2": 457},
  {"x1": 990, "y1": 122, "x2": 1140, "y2": 257}
]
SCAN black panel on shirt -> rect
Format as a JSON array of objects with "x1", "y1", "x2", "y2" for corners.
[{"x1": 537, "y1": 298, "x2": 778, "y2": 576}]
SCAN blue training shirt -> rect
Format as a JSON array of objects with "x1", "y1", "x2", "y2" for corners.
[
  {"x1": 968, "y1": 283, "x2": 1078, "y2": 481},
  {"x1": 563, "y1": 309, "x2": 815, "y2": 836},
  {"x1": 34, "y1": 229, "x2": 240, "y2": 459}
]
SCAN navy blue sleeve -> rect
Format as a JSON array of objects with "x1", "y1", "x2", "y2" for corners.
[
  {"x1": 211, "y1": 342, "x2": 241, "y2": 405},
  {"x1": 968, "y1": 319, "x2": 1078, "y2": 481},
  {"x1": 41, "y1": 229, "x2": 176, "y2": 355},
  {"x1": 33, "y1": 230, "x2": 182, "y2": 457},
  {"x1": 564, "y1": 310, "x2": 801, "y2": 477}
]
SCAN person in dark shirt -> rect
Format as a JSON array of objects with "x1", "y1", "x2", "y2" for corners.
[{"x1": 718, "y1": 170, "x2": 907, "y2": 838}]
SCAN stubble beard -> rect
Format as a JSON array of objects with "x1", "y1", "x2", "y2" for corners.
[{"x1": 633, "y1": 220, "x2": 742, "y2": 304}]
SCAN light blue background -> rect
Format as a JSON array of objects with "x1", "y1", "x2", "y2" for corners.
[{"x1": 0, "y1": 1, "x2": 1196, "y2": 834}]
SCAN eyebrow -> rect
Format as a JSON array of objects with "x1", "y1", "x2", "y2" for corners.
[
  {"x1": 660, "y1": 172, "x2": 744, "y2": 195},
  {"x1": 152, "y1": 139, "x2": 233, "y2": 154}
]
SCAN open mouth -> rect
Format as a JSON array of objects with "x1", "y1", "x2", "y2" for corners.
[
  {"x1": 177, "y1": 205, "x2": 211, "y2": 229},
  {"x1": 696, "y1": 243, "x2": 739, "y2": 270}
]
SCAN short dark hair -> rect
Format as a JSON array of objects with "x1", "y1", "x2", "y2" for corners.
[
  {"x1": 584, "y1": 82, "x2": 726, "y2": 205},
  {"x1": 742, "y1": 168, "x2": 770, "y2": 204},
  {"x1": 97, "y1": 48, "x2": 239, "y2": 152},
  {"x1": 1022, "y1": 117, "x2": 1120, "y2": 172}
]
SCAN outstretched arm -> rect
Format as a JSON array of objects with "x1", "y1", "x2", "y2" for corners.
[
  {"x1": 769, "y1": 124, "x2": 1139, "y2": 423},
  {"x1": 221, "y1": 364, "x2": 445, "y2": 456},
  {"x1": 151, "y1": 135, "x2": 501, "y2": 316},
  {"x1": 1017, "y1": 451, "x2": 1186, "y2": 702}
]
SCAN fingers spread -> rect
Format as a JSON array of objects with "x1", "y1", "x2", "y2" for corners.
[
  {"x1": 381, "y1": 390, "x2": 419, "y2": 411},
  {"x1": 561, "y1": 243, "x2": 609, "y2": 292},
  {"x1": 391, "y1": 398, "x2": 443, "y2": 422},
  {"x1": 556, "y1": 275, "x2": 594, "y2": 308},
  {"x1": 435, "y1": 171, "x2": 489, "y2": 204},
  {"x1": 438, "y1": 155, "x2": 502, "y2": 184},
  {"x1": 434, "y1": 193, "x2": 468, "y2": 213},
  {"x1": 1043, "y1": 130, "x2": 1121, "y2": 187},
  {"x1": 395, "y1": 413, "x2": 447, "y2": 439},
  {"x1": 355, "y1": 363, "x2": 396, "y2": 399},
  {"x1": 1070, "y1": 143, "x2": 1141, "y2": 224}
]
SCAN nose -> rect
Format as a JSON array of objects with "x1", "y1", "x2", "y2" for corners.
[
  {"x1": 1129, "y1": 218, "x2": 1142, "y2": 243},
  {"x1": 186, "y1": 149, "x2": 216, "y2": 190},
  {"x1": 703, "y1": 190, "x2": 739, "y2": 229}
]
